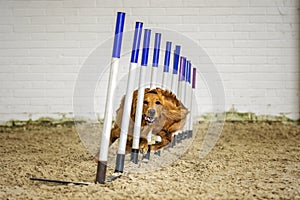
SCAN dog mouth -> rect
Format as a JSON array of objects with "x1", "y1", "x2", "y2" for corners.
[{"x1": 143, "y1": 115, "x2": 157, "y2": 124}]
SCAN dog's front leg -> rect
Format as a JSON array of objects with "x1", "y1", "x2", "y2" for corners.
[{"x1": 150, "y1": 130, "x2": 172, "y2": 151}]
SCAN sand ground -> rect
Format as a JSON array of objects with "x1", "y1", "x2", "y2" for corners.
[{"x1": 0, "y1": 121, "x2": 299, "y2": 199}]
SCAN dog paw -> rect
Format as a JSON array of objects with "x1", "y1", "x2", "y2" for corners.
[{"x1": 139, "y1": 140, "x2": 148, "y2": 154}]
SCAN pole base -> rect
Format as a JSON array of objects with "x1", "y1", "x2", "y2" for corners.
[
  {"x1": 114, "y1": 154, "x2": 125, "y2": 173},
  {"x1": 95, "y1": 161, "x2": 107, "y2": 184},
  {"x1": 131, "y1": 149, "x2": 139, "y2": 164}
]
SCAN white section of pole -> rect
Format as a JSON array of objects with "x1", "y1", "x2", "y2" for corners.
[
  {"x1": 99, "y1": 57, "x2": 120, "y2": 161},
  {"x1": 117, "y1": 62, "x2": 138, "y2": 155},
  {"x1": 132, "y1": 66, "x2": 147, "y2": 149}
]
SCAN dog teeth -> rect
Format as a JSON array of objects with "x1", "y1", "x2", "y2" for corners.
[{"x1": 144, "y1": 116, "x2": 154, "y2": 123}]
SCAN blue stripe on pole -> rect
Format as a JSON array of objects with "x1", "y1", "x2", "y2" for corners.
[
  {"x1": 173, "y1": 45, "x2": 181, "y2": 74},
  {"x1": 186, "y1": 61, "x2": 190, "y2": 83},
  {"x1": 188, "y1": 61, "x2": 192, "y2": 83},
  {"x1": 182, "y1": 58, "x2": 187, "y2": 81},
  {"x1": 141, "y1": 29, "x2": 151, "y2": 66},
  {"x1": 152, "y1": 33, "x2": 161, "y2": 67},
  {"x1": 112, "y1": 12, "x2": 125, "y2": 58},
  {"x1": 130, "y1": 22, "x2": 143, "y2": 63},
  {"x1": 189, "y1": 62, "x2": 192, "y2": 83},
  {"x1": 163, "y1": 41, "x2": 172, "y2": 72}
]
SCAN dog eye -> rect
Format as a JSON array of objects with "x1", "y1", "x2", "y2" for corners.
[
  {"x1": 143, "y1": 100, "x2": 148, "y2": 105},
  {"x1": 155, "y1": 101, "x2": 161, "y2": 105}
]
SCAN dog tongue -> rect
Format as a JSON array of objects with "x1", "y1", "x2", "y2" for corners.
[{"x1": 145, "y1": 116, "x2": 154, "y2": 123}]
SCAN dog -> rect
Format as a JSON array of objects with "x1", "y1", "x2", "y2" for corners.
[{"x1": 110, "y1": 87, "x2": 189, "y2": 153}]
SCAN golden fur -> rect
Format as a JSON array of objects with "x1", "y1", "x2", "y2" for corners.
[{"x1": 110, "y1": 87, "x2": 189, "y2": 153}]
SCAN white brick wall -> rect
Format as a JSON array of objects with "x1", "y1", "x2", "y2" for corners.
[{"x1": 0, "y1": 0, "x2": 299, "y2": 123}]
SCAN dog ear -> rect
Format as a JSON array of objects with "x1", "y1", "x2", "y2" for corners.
[
  {"x1": 155, "y1": 88, "x2": 165, "y2": 105},
  {"x1": 130, "y1": 90, "x2": 138, "y2": 121},
  {"x1": 144, "y1": 88, "x2": 151, "y2": 94}
]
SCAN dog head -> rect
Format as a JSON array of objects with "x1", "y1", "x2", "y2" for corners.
[{"x1": 142, "y1": 89, "x2": 164, "y2": 125}]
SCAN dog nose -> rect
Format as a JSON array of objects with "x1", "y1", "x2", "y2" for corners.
[{"x1": 148, "y1": 109, "x2": 156, "y2": 117}]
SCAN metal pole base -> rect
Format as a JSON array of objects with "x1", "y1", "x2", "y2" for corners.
[
  {"x1": 95, "y1": 161, "x2": 107, "y2": 184},
  {"x1": 131, "y1": 149, "x2": 139, "y2": 164},
  {"x1": 114, "y1": 154, "x2": 125, "y2": 173}
]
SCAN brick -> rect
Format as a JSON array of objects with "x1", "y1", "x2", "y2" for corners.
[
  {"x1": 0, "y1": 17, "x2": 30, "y2": 25},
  {"x1": 46, "y1": 8, "x2": 77, "y2": 16},
  {"x1": 45, "y1": 89, "x2": 73, "y2": 97},
  {"x1": 234, "y1": 56, "x2": 267, "y2": 64},
  {"x1": 234, "y1": 24, "x2": 266, "y2": 32},
  {"x1": 46, "y1": 24, "x2": 79, "y2": 32},
  {"x1": 14, "y1": 89, "x2": 44, "y2": 97},
  {"x1": 122, "y1": 0, "x2": 150, "y2": 7},
  {"x1": 215, "y1": 16, "x2": 249, "y2": 24},
  {"x1": 96, "y1": 0, "x2": 122, "y2": 7},
  {"x1": 65, "y1": 16, "x2": 97, "y2": 24},
  {"x1": 44, "y1": 57, "x2": 80, "y2": 65},
  {"x1": 0, "y1": 49, "x2": 28, "y2": 57},
  {"x1": 31, "y1": 33, "x2": 65, "y2": 40},
  {"x1": 166, "y1": 24, "x2": 198, "y2": 32},
  {"x1": 46, "y1": 41, "x2": 80, "y2": 48},
  {"x1": 11, "y1": 105, "x2": 47, "y2": 113},
  {"x1": 78, "y1": 8, "x2": 113, "y2": 16},
  {"x1": 132, "y1": 8, "x2": 166, "y2": 16},
  {"x1": 63, "y1": 0, "x2": 96, "y2": 8},
  {"x1": 30, "y1": 97, "x2": 64, "y2": 105},
  {"x1": 215, "y1": 32, "x2": 248, "y2": 39},
  {"x1": 182, "y1": 16, "x2": 215, "y2": 24},
  {"x1": 79, "y1": 24, "x2": 113, "y2": 32},
  {"x1": 61, "y1": 48, "x2": 92, "y2": 56},
  {"x1": 31, "y1": 16, "x2": 64, "y2": 24},
  {"x1": 250, "y1": 0, "x2": 279, "y2": 7},
  {"x1": 64, "y1": 32, "x2": 97, "y2": 40},
  {"x1": 144, "y1": 15, "x2": 177, "y2": 24},
  {"x1": 48, "y1": 105, "x2": 73, "y2": 113},
  {"x1": 14, "y1": 73, "x2": 45, "y2": 81},
  {"x1": 29, "y1": 1, "x2": 63, "y2": 8},
  {"x1": 150, "y1": 0, "x2": 183, "y2": 7},
  {"x1": 0, "y1": 33, "x2": 30, "y2": 41},
  {"x1": 0, "y1": 25, "x2": 12, "y2": 32},
  {"x1": 166, "y1": 8, "x2": 200, "y2": 16},
  {"x1": 45, "y1": 73, "x2": 77, "y2": 81},
  {"x1": 198, "y1": 24, "x2": 233, "y2": 32},
  {"x1": 14, "y1": 25, "x2": 46, "y2": 33},
  {"x1": 198, "y1": 8, "x2": 232, "y2": 16},
  {"x1": 231, "y1": 8, "x2": 266, "y2": 15},
  {"x1": 29, "y1": 49, "x2": 60, "y2": 57},
  {"x1": 14, "y1": 9, "x2": 45, "y2": 16},
  {"x1": 0, "y1": 9, "x2": 13, "y2": 16},
  {"x1": 234, "y1": 40, "x2": 267, "y2": 48},
  {"x1": 249, "y1": 32, "x2": 284, "y2": 40}
]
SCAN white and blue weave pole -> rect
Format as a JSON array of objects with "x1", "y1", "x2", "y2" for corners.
[
  {"x1": 170, "y1": 45, "x2": 181, "y2": 148},
  {"x1": 183, "y1": 60, "x2": 192, "y2": 138},
  {"x1": 171, "y1": 45, "x2": 181, "y2": 94},
  {"x1": 157, "y1": 41, "x2": 172, "y2": 153},
  {"x1": 131, "y1": 29, "x2": 151, "y2": 164},
  {"x1": 143, "y1": 33, "x2": 161, "y2": 161},
  {"x1": 162, "y1": 41, "x2": 172, "y2": 89},
  {"x1": 150, "y1": 33, "x2": 162, "y2": 89},
  {"x1": 176, "y1": 56, "x2": 187, "y2": 143},
  {"x1": 177, "y1": 56, "x2": 186, "y2": 105},
  {"x1": 114, "y1": 21, "x2": 143, "y2": 173},
  {"x1": 189, "y1": 67, "x2": 196, "y2": 138},
  {"x1": 96, "y1": 12, "x2": 125, "y2": 184}
]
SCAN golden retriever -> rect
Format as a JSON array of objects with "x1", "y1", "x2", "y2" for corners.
[{"x1": 110, "y1": 87, "x2": 189, "y2": 153}]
